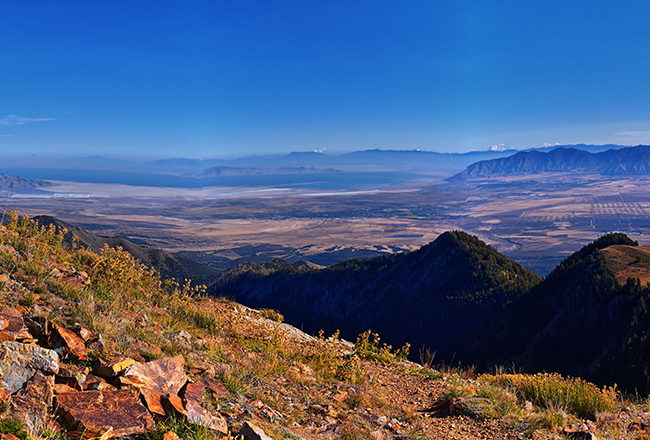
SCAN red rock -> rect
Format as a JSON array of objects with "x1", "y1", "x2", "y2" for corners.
[
  {"x1": 78, "y1": 327, "x2": 98, "y2": 341},
  {"x1": 121, "y1": 355, "x2": 187, "y2": 396},
  {"x1": 0, "y1": 305, "x2": 31, "y2": 341},
  {"x1": 182, "y1": 380, "x2": 206, "y2": 402},
  {"x1": 81, "y1": 374, "x2": 110, "y2": 390},
  {"x1": 94, "y1": 358, "x2": 135, "y2": 378},
  {"x1": 56, "y1": 389, "x2": 154, "y2": 438},
  {"x1": 0, "y1": 386, "x2": 11, "y2": 412},
  {"x1": 56, "y1": 363, "x2": 91, "y2": 390},
  {"x1": 9, "y1": 371, "x2": 54, "y2": 431},
  {"x1": 53, "y1": 383, "x2": 78, "y2": 394},
  {"x1": 204, "y1": 378, "x2": 229, "y2": 398},
  {"x1": 50, "y1": 323, "x2": 88, "y2": 361},
  {"x1": 162, "y1": 393, "x2": 186, "y2": 418},
  {"x1": 182, "y1": 381, "x2": 228, "y2": 434},
  {"x1": 163, "y1": 432, "x2": 180, "y2": 440},
  {"x1": 140, "y1": 387, "x2": 165, "y2": 416},
  {"x1": 23, "y1": 315, "x2": 49, "y2": 339}
]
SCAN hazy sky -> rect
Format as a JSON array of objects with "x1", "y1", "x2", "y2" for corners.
[{"x1": 2, "y1": 1, "x2": 650, "y2": 158}]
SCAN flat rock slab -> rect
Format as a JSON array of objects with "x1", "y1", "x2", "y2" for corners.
[
  {"x1": 0, "y1": 341, "x2": 59, "y2": 393},
  {"x1": 50, "y1": 323, "x2": 88, "y2": 361},
  {"x1": 56, "y1": 389, "x2": 154, "y2": 438},
  {"x1": 121, "y1": 355, "x2": 187, "y2": 395},
  {"x1": 183, "y1": 381, "x2": 228, "y2": 434},
  {"x1": 0, "y1": 306, "x2": 31, "y2": 341},
  {"x1": 9, "y1": 371, "x2": 53, "y2": 431}
]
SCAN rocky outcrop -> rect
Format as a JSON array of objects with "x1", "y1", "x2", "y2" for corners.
[
  {"x1": 55, "y1": 389, "x2": 155, "y2": 437},
  {"x1": 0, "y1": 303, "x2": 237, "y2": 438}
]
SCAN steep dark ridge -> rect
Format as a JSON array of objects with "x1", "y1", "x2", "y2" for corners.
[
  {"x1": 450, "y1": 145, "x2": 650, "y2": 180},
  {"x1": 0, "y1": 172, "x2": 52, "y2": 189},
  {"x1": 32, "y1": 215, "x2": 217, "y2": 284},
  {"x1": 484, "y1": 233, "x2": 650, "y2": 393},
  {"x1": 209, "y1": 231, "x2": 541, "y2": 363}
]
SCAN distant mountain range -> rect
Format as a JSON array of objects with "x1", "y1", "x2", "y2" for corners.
[
  {"x1": 0, "y1": 145, "x2": 639, "y2": 186},
  {"x1": 451, "y1": 145, "x2": 650, "y2": 180},
  {"x1": 0, "y1": 172, "x2": 51, "y2": 189}
]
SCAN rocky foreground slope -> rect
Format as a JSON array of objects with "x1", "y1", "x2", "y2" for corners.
[{"x1": 0, "y1": 211, "x2": 649, "y2": 439}]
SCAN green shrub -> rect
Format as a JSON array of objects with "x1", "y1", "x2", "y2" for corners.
[{"x1": 0, "y1": 419, "x2": 29, "y2": 440}]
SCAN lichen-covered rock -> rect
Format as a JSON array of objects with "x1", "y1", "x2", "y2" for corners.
[
  {"x1": 48, "y1": 323, "x2": 88, "y2": 361},
  {"x1": 182, "y1": 381, "x2": 228, "y2": 434},
  {"x1": 0, "y1": 306, "x2": 31, "y2": 341},
  {"x1": 0, "y1": 341, "x2": 59, "y2": 393},
  {"x1": 55, "y1": 389, "x2": 154, "y2": 438},
  {"x1": 9, "y1": 370, "x2": 53, "y2": 431},
  {"x1": 120, "y1": 355, "x2": 187, "y2": 416},
  {"x1": 121, "y1": 355, "x2": 187, "y2": 395}
]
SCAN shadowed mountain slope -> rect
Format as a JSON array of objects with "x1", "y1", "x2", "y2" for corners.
[
  {"x1": 485, "y1": 233, "x2": 650, "y2": 393},
  {"x1": 32, "y1": 215, "x2": 217, "y2": 284},
  {"x1": 451, "y1": 145, "x2": 650, "y2": 180},
  {"x1": 209, "y1": 231, "x2": 541, "y2": 364}
]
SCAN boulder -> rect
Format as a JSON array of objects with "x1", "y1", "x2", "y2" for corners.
[
  {"x1": 0, "y1": 341, "x2": 59, "y2": 393},
  {"x1": 55, "y1": 389, "x2": 154, "y2": 438}
]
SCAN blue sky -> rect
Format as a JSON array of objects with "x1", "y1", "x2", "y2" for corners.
[{"x1": 2, "y1": 1, "x2": 650, "y2": 158}]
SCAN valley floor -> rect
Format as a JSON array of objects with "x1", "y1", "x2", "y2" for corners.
[{"x1": 6, "y1": 174, "x2": 650, "y2": 276}]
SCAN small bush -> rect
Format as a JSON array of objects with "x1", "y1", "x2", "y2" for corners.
[
  {"x1": 260, "y1": 308, "x2": 284, "y2": 323},
  {"x1": 0, "y1": 419, "x2": 29, "y2": 440},
  {"x1": 355, "y1": 330, "x2": 410, "y2": 364}
]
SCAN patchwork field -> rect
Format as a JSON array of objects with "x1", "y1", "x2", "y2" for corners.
[{"x1": 6, "y1": 173, "x2": 650, "y2": 275}]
